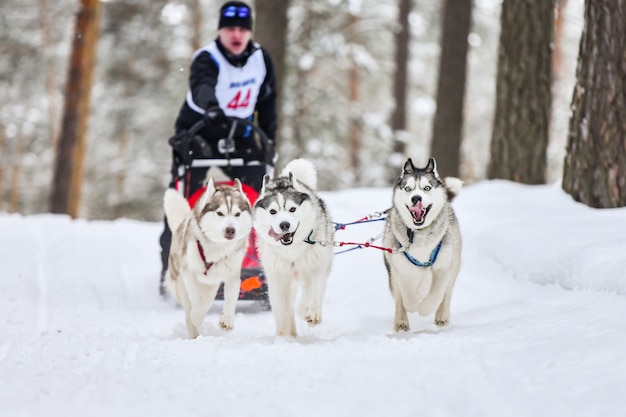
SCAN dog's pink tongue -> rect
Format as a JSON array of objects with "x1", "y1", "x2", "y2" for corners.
[
  {"x1": 269, "y1": 229, "x2": 284, "y2": 241},
  {"x1": 409, "y1": 200, "x2": 425, "y2": 221}
]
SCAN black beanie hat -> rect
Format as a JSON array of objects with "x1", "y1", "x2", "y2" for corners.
[{"x1": 218, "y1": 1, "x2": 253, "y2": 30}]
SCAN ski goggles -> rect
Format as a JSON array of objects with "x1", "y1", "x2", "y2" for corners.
[{"x1": 222, "y1": 5, "x2": 250, "y2": 19}]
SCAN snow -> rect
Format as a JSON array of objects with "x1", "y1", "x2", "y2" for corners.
[{"x1": 1, "y1": 180, "x2": 626, "y2": 417}]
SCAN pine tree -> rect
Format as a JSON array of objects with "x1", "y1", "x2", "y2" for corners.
[{"x1": 562, "y1": 0, "x2": 626, "y2": 208}]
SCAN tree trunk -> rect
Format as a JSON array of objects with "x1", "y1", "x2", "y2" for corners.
[
  {"x1": 49, "y1": 0, "x2": 100, "y2": 217},
  {"x1": 430, "y1": 0, "x2": 472, "y2": 178},
  {"x1": 488, "y1": 0, "x2": 554, "y2": 184},
  {"x1": 254, "y1": 0, "x2": 289, "y2": 113},
  {"x1": 390, "y1": 0, "x2": 411, "y2": 158},
  {"x1": 562, "y1": 0, "x2": 626, "y2": 208}
]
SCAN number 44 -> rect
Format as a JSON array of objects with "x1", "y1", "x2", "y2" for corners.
[{"x1": 227, "y1": 89, "x2": 251, "y2": 110}]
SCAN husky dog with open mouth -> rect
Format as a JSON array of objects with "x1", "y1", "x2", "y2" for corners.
[
  {"x1": 253, "y1": 159, "x2": 334, "y2": 337},
  {"x1": 164, "y1": 178, "x2": 252, "y2": 338},
  {"x1": 383, "y1": 158, "x2": 462, "y2": 332}
]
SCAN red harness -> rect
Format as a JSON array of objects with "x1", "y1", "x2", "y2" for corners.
[{"x1": 196, "y1": 241, "x2": 214, "y2": 274}]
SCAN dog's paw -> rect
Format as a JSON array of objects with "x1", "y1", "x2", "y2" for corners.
[
  {"x1": 219, "y1": 314, "x2": 234, "y2": 331},
  {"x1": 434, "y1": 305, "x2": 450, "y2": 327},
  {"x1": 394, "y1": 321, "x2": 410, "y2": 332},
  {"x1": 434, "y1": 314, "x2": 450, "y2": 327},
  {"x1": 305, "y1": 309, "x2": 322, "y2": 326},
  {"x1": 187, "y1": 326, "x2": 200, "y2": 339}
]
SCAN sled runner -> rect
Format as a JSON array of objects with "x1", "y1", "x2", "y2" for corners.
[{"x1": 168, "y1": 116, "x2": 274, "y2": 304}]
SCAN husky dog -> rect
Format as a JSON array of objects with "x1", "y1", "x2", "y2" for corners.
[
  {"x1": 383, "y1": 158, "x2": 462, "y2": 332},
  {"x1": 253, "y1": 159, "x2": 334, "y2": 337},
  {"x1": 164, "y1": 178, "x2": 252, "y2": 338}
]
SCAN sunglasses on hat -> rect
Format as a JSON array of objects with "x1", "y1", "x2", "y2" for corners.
[{"x1": 222, "y1": 5, "x2": 250, "y2": 18}]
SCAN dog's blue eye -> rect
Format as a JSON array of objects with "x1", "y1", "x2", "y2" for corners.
[
  {"x1": 404, "y1": 186, "x2": 412, "y2": 192},
  {"x1": 424, "y1": 186, "x2": 432, "y2": 191}
]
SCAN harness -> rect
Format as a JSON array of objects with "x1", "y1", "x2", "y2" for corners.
[
  {"x1": 196, "y1": 241, "x2": 214, "y2": 275},
  {"x1": 398, "y1": 228, "x2": 444, "y2": 268},
  {"x1": 304, "y1": 222, "x2": 444, "y2": 269},
  {"x1": 399, "y1": 238, "x2": 443, "y2": 267}
]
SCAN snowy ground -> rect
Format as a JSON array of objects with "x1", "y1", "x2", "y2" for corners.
[{"x1": 1, "y1": 180, "x2": 625, "y2": 417}]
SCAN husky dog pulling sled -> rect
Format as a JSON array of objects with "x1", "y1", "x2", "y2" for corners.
[
  {"x1": 164, "y1": 178, "x2": 252, "y2": 338},
  {"x1": 164, "y1": 116, "x2": 275, "y2": 305},
  {"x1": 253, "y1": 159, "x2": 334, "y2": 337},
  {"x1": 383, "y1": 158, "x2": 462, "y2": 332}
]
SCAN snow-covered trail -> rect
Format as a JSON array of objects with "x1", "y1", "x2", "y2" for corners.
[{"x1": 1, "y1": 185, "x2": 625, "y2": 417}]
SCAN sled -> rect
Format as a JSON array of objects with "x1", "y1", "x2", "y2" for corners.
[{"x1": 168, "y1": 116, "x2": 274, "y2": 304}]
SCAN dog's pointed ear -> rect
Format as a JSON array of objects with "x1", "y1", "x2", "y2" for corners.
[
  {"x1": 233, "y1": 178, "x2": 243, "y2": 193},
  {"x1": 207, "y1": 177, "x2": 216, "y2": 196},
  {"x1": 426, "y1": 158, "x2": 441, "y2": 179},
  {"x1": 234, "y1": 178, "x2": 251, "y2": 208},
  {"x1": 261, "y1": 174, "x2": 271, "y2": 194},
  {"x1": 402, "y1": 158, "x2": 416, "y2": 176},
  {"x1": 295, "y1": 177, "x2": 307, "y2": 192},
  {"x1": 287, "y1": 171, "x2": 306, "y2": 192},
  {"x1": 198, "y1": 177, "x2": 216, "y2": 208}
]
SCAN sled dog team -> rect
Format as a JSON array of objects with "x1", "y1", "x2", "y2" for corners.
[{"x1": 164, "y1": 157, "x2": 462, "y2": 338}]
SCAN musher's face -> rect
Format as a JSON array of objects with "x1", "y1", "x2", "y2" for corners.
[{"x1": 218, "y1": 27, "x2": 251, "y2": 56}]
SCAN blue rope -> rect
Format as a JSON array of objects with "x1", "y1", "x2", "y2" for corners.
[
  {"x1": 401, "y1": 239, "x2": 443, "y2": 267},
  {"x1": 334, "y1": 245, "x2": 365, "y2": 255},
  {"x1": 332, "y1": 210, "x2": 389, "y2": 255},
  {"x1": 333, "y1": 217, "x2": 386, "y2": 231}
]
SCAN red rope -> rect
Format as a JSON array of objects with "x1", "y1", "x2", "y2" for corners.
[{"x1": 337, "y1": 241, "x2": 393, "y2": 253}]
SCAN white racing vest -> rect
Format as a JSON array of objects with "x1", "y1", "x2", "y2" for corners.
[{"x1": 186, "y1": 41, "x2": 266, "y2": 119}]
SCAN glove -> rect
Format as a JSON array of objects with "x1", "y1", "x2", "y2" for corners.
[{"x1": 204, "y1": 105, "x2": 226, "y2": 125}]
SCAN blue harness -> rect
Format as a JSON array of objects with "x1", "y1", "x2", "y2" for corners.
[
  {"x1": 400, "y1": 229, "x2": 443, "y2": 268},
  {"x1": 401, "y1": 240, "x2": 443, "y2": 267}
]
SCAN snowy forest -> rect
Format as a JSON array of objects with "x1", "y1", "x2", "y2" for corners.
[{"x1": 1, "y1": 0, "x2": 625, "y2": 221}]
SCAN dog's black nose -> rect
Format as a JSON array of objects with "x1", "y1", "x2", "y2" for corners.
[
  {"x1": 279, "y1": 221, "x2": 290, "y2": 232},
  {"x1": 411, "y1": 195, "x2": 422, "y2": 205},
  {"x1": 224, "y1": 227, "x2": 235, "y2": 239}
]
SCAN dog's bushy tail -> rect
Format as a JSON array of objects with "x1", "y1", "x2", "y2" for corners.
[
  {"x1": 163, "y1": 189, "x2": 190, "y2": 231},
  {"x1": 444, "y1": 177, "x2": 463, "y2": 202},
  {"x1": 281, "y1": 158, "x2": 318, "y2": 190}
]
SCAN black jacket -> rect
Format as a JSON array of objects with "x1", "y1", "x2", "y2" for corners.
[{"x1": 175, "y1": 38, "x2": 277, "y2": 146}]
